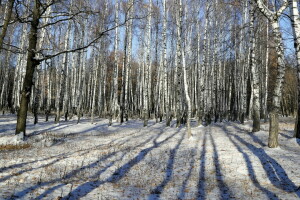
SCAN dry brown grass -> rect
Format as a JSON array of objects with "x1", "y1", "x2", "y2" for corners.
[{"x1": 0, "y1": 144, "x2": 31, "y2": 151}]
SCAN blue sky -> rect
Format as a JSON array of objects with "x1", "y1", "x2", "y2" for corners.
[{"x1": 280, "y1": 13, "x2": 296, "y2": 57}]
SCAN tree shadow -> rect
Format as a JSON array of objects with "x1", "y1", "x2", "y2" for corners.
[
  {"x1": 1, "y1": 123, "x2": 163, "y2": 188},
  {"x1": 196, "y1": 129, "x2": 207, "y2": 199},
  {"x1": 226, "y1": 123, "x2": 267, "y2": 147},
  {"x1": 221, "y1": 123, "x2": 300, "y2": 198},
  {"x1": 10, "y1": 126, "x2": 152, "y2": 199},
  {"x1": 216, "y1": 124, "x2": 279, "y2": 199},
  {"x1": 0, "y1": 141, "x2": 113, "y2": 184},
  {"x1": 28, "y1": 123, "x2": 73, "y2": 137},
  {"x1": 208, "y1": 126, "x2": 233, "y2": 199},
  {"x1": 12, "y1": 126, "x2": 176, "y2": 199},
  {"x1": 177, "y1": 135, "x2": 201, "y2": 200},
  {"x1": 0, "y1": 128, "x2": 135, "y2": 175},
  {"x1": 63, "y1": 129, "x2": 181, "y2": 199},
  {"x1": 0, "y1": 154, "x2": 65, "y2": 176},
  {"x1": 0, "y1": 117, "x2": 16, "y2": 123},
  {"x1": 148, "y1": 131, "x2": 185, "y2": 200},
  {"x1": 279, "y1": 132, "x2": 294, "y2": 139}
]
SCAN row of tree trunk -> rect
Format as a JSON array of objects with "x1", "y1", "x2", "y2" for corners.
[{"x1": 0, "y1": 0, "x2": 300, "y2": 147}]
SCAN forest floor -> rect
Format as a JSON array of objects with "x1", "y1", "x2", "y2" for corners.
[{"x1": 0, "y1": 115, "x2": 300, "y2": 200}]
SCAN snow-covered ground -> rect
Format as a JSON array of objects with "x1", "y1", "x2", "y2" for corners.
[{"x1": 0, "y1": 115, "x2": 299, "y2": 200}]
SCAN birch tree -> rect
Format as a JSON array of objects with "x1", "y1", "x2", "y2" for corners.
[
  {"x1": 178, "y1": 0, "x2": 192, "y2": 137},
  {"x1": 249, "y1": 1, "x2": 261, "y2": 132},
  {"x1": 143, "y1": 0, "x2": 152, "y2": 127},
  {"x1": 199, "y1": 2, "x2": 210, "y2": 126},
  {"x1": 289, "y1": 0, "x2": 300, "y2": 138},
  {"x1": 162, "y1": 0, "x2": 170, "y2": 126},
  {"x1": 175, "y1": 0, "x2": 183, "y2": 128},
  {"x1": 0, "y1": 36, "x2": 11, "y2": 111},
  {"x1": 33, "y1": 1, "x2": 52, "y2": 124},
  {"x1": 0, "y1": 0, "x2": 14, "y2": 51},
  {"x1": 15, "y1": 0, "x2": 41, "y2": 136},
  {"x1": 120, "y1": 0, "x2": 132, "y2": 123},
  {"x1": 13, "y1": 0, "x2": 128, "y2": 135},
  {"x1": 3, "y1": 0, "x2": 297, "y2": 141},
  {"x1": 109, "y1": 0, "x2": 120, "y2": 126},
  {"x1": 254, "y1": 0, "x2": 288, "y2": 147}
]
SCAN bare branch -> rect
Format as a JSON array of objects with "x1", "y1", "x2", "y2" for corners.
[
  {"x1": 38, "y1": 20, "x2": 128, "y2": 62},
  {"x1": 254, "y1": 0, "x2": 274, "y2": 21},
  {"x1": 276, "y1": 0, "x2": 288, "y2": 18}
]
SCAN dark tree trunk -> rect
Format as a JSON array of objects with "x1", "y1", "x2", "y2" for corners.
[
  {"x1": 120, "y1": 105, "x2": 124, "y2": 123},
  {"x1": 15, "y1": 0, "x2": 40, "y2": 135},
  {"x1": 294, "y1": 104, "x2": 300, "y2": 138},
  {"x1": 295, "y1": 75, "x2": 300, "y2": 138},
  {"x1": 64, "y1": 110, "x2": 68, "y2": 121},
  {"x1": 268, "y1": 110, "x2": 279, "y2": 148},
  {"x1": 166, "y1": 112, "x2": 171, "y2": 126},
  {"x1": 0, "y1": 0, "x2": 14, "y2": 51},
  {"x1": 45, "y1": 110, "x2": 49, "y2": 122}
]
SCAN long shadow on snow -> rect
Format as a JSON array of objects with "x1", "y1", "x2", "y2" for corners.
[
  {"x1": 177, "y1": 134, "x2": 201, "y2": 200},
  {"x1": 29, "y1": 123, "x2": 72, "y2": 135},
  {"x1": 216, "y1": 124, "x2": 279, "y2": 199},
  {"x1": 68, "y1": 119, "x2": 158, "y2": 136},
  {"x1": 208, "y1": 126, "x2": 233, "y2": 199},
  {"x1": 28, "y1": 119, "x2": 160, "y2": 148},
  {"x1": 0, "y1": 119, "x2": 75, "y2": 137},
  {"x1": 12, "y1": 128, "x2": 161, "y2": 199},
  {"x1": 0, "y1": 117, "x2": 16, "y2": 123},
  {"x1": 0, "y1": 125, "x2": 138, "y2": 183},
  {"x1": 196, "y1": 128, "x2": 208, "y2": 200},
  {"x1": 279, "y1": 132, "x2": 294, "y2": 139},
  {"x1": 148, "y1": 130, "x2": 185, "y2": 200},
  {"x1": 34, "y1": 119, "x2": 160, "y2": 139},
  {"x1": 63, "y1": 128, "x2": 181, "y2": 200},
  {"x1": 0, "y1": 152, "x2": 69, "y2": 174},
  {"x1": 0, "y1": 129, "x2": 133, "y2": 174},
  {"x1": 26, "y1": 118, "x2": 100, "y2": 137},
  {"x1": 15, "y1": 126, "x2": 169, "y2": 199},
  {"x1": 221, "y1": 123, "x2": 300, "y2": 197},
  {"x1": 0, "y1": 142, "x2": 112, "y2": 184}
]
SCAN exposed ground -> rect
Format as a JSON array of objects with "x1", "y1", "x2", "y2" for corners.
[{"x1": 0, "y1": 115, "x2": 299, "y2": 200}]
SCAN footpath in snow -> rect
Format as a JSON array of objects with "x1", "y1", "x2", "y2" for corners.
[{"x1": 0, "y1": 115, "x2": 299, "y2": 199}]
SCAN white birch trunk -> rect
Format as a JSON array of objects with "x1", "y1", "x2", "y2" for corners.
[
  {"x1": 250, "y1": 2, "x2": 260, "y2": 132},
  {"x1": 13, "y1": 23, "x2": 28, "y2": 110},
  {"x1": 199, "y1": 2, "x2": 210, "y2": 125},
  {"x1": 175, "y1": 0, "x2": 183, "y2": 127},
  {"x1": 178, "y1": 0, "x2": 192, "y2": 137},
  {"x1": 109, "y1": 0, "x2": 120, "y2": 125},
  {"x1": 289, "y1": 0, "x2": 300, "y2": 138},
  {"x1": 255, "y1": 0, "x2": 288, "y2": 147},
  {"x1": 264, "y1": 19, "x2": 269, "y2": 121},
  {"x1": 91, "y1": 52, "x2": 98, "y2": 124},
  {"x1": 162, "y1": 0, "x2": 170, "y2": 126},
  {"x1": 0, "y1": 41, "x2": 11, "y2": 111},
  {"x1": 124, "y1": 0, "x2": 134, "y2": 121},
  {"x1": 143, "y1": 0, "x2": 152, "y2": 127}
]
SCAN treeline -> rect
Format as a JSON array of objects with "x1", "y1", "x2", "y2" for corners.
[{"x1": 0, "y1": 0, "x2": 299, "y2": 148}]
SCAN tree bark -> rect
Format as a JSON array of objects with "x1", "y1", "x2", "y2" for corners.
[
  {"x1": 249, "y1": 2, "x2": 260, "y2": 132},
  {"x1": 0, "y1": 0, "x2": 14, "y2": 51},
  {"x1": 162, "y1": 0, "x2": 170, "y2": 126},
  {"x1": 16, "y1": 0, "x2": 40, "y2": 136},
  {"x1": 175, "y1": 0, "x2": 183, "y2": 128},
  {"x1": 255, "y1": 0, "x2": 288, "y2": 147},
  {"x1": 109, "y1": 0, "x2": 120, "y2": 126},
  {"x1": 289, "y1": 0, "x2": 300, "y2": 138},
  {"x1": 143, "y1": 0, "x2": 152, "y2": 127}
]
